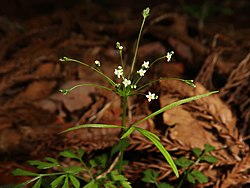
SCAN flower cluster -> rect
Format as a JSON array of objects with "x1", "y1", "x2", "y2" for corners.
[{"x1": 137, "y1": 61, "x2": 149, "y2": 77}]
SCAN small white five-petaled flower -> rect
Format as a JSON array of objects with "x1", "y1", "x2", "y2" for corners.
[
  {"x1": 137, "y1": 69, "x2": 146, "y2": 77},
  {"x1": 166, "y1": 51, "x2": 174, "y2": 62},
  {"x1": 122, "y1": 78, "x2": 131, "y2": 87},
  {"x1": 114, "y1": 66, "x2": 123, "y2": 78},
  {"x1": 146, "y1": 92, "x2": 158, "y2": 102},
  {"x1": 95, "y1": 60, "x2": 101, "y2": 67},
  {"x1": 142, "y1": 61, "x2": 149, "y2": 69}
]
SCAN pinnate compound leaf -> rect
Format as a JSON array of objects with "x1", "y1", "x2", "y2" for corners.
[
  {"x1": 51, "y1": 175, "x2": 66, "y2": 188},
  {"x1": 60, "y1": 149, "x2": 78, "y2": 159},
  {"x1": 175, "y1": 157, "x2": 193, "y2": 168},
  {"x1": 133, "y1": 91, "x2": 219, "y2": 127},
  {"x1": 69, "y1": 174, "x2": 80, "y2": 188},
  {"x1": 61, "y1": 124, "x2": 121, "y2": 133},
  {"x1": 83, "y1": 181, "x2": 99, "y2": 188},
  {"x1": 192, "y1": 148, "x2": 202, "y2": 157},
  {"x1": 12, "y1": 168, "x2": 39, "y2": 177},
  {"x1": 202, "y1": 155, "x2": 218, "y2": 163},
  {"x1": 32, "y1": 177, "x2": 42, "y2": 188},
  {"x1": 136, "y1": 127, "x2": 179, "y2": 177}
]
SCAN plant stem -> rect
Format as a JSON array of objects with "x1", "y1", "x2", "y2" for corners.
[
  {"x1": 119, "y1": 96, "x2": 128, "y2": 173},
  {"x1": 130, "y1": 17, "x2": 146, "y2": 76}
]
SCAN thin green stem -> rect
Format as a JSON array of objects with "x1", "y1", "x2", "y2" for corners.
[
  {"x1": 130, "y1": 17, "x2": 146, "y2": 76},
  {"x1": 60, "y1": 83, "x2": 114, "y2": 95},
  {"x1": 79, "y1": 158, "x2": 93, "y2": 180},
  {"x1": 119, "y1": 96, "x2": 128, "y2": 173},
  {"x1": 61, "y1": 58, "x2": 116, "y2": 87}
]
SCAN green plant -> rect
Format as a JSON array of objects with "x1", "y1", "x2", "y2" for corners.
[
  {"x1": 13, "y1": 7, "x2": 218, "y2": 187},
  {"x1": 175, "y1": 144, "x2": 218, "y2": 188},
  {"x1": 13, "y1": 148, "x2": 132, "y2": 188},
  {"x1": 142, "y1": 169, "x2": 173, "y2": 188}
]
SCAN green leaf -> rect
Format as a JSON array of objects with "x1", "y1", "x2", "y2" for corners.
[
  {"x1": 142, "y1": 169, "x2": 159, "y2": 183},
  {"x1": 62, "y1": 176, "x2": 69, "y2": 188},
  {"x1": 120, "y1": 126, "x2": 135, "y2": 139},
  {"x1": 187, "y1": 173, "x2": 195, "y2": 184},
  {"x1": 83, "y1": 181, "x2": 99, "y2": 188},
  {"x1": 60, "y1": 149, "x2": 78, "y2": 159},
  {"x1": 92, "y1": 153, "x2": 108, "y2": 168},
  {"x1": 192, "y1": 148, "x2": 202, "y2": 157},
  {"x1": 204, "y1": 144, "x2": 215, "y2": 152},
  {"x1": 111, "y1": 138, "x2": 129, "y2": 158},
  {"x1": 190, "y1": 170, "x2": 208, "y2": 183},
  {"x1": 114, "y1": 160, "x2": 129, "y2": 172},
  {"x1": 69, "y1": 174, "x2": 80, "y2": 188},
  {"x1": 135, "y1": 127, "x2": 179, "y2": 177},
  {"x1": 202, "y1": 155, "x2": 218, "y2": 163},
  {"x1": 135, "y1": 127, "x2": 160, "y2": 141},
  {"x1": 61, "y1": 124, "x2": 121, "y2": 133},
  {"x1": 28, "y1": 160, "x2": 57, "y2": 169},
  {"x1": 32, "y1": 177, "x2": 42, "y2": 188},
  {"x1": 120, "y1": 181, "x2": 132, "y2": 188},
  {"x1": 63, "y1": 166, "x2": 83, "y2": 174},
  {"x1": 133, "y1": 91, "x2": 219, "y2": 127},
  {"x1": 51, "y1": 175, "x2": 66, "y2": 188},
  {"x1": 89, "y1": 159, "x2": 97, "y2": 168},
  {"x1": 110, "y1": 170, "x2": 127, "y2": 181},
  {"x1": 14, "y1": 176, "x2": 41, "y2": 188},
  {"x1": 158, "y1": 182, "x2": 174, "y2": 188},
  {"x1": 12, "y1": 168, "x2": 39, "y2": 177},
  {"x1": 104, "y1": 182, "x2": 116, "y2": 188},
  {"x1": 174, "y1": 157, "x2": 193, "y2": 168},
  {"x1": 77, "y1": 149, "x2": 84, "y2": 158},
  {"x1": 44, "y1": 157, "x2": 59, "y2": 165}
]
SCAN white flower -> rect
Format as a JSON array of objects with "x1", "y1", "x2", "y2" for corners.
[
  {"x1": 122, "y1": 78, "x2": 131, "y2": 87},
  {"x1": 114, "y1": 66, "x2": 123, "y2": 78},
  {"x1": 166, "y1": 51, "x2": 174, "y2": 62},
  {"x1": 95, "y1": 60, "x2": 101, "y2": 67},
  {"x1": 119, "y1": 46, "x2": 123, "y2": 50},
  {"x1": 146, "y1": 92, "x2": 158, "y2": 102},
  {"x1": 142, "y1": 61, "x2": 149, "y2": 69},
  {"x1": 137, "y1": 69, "x2": 146, "y2": 77}
]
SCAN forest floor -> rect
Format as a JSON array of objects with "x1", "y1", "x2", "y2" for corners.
[{"x1": 0, "y1": 0, "x2": 249, "y2": 187}]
